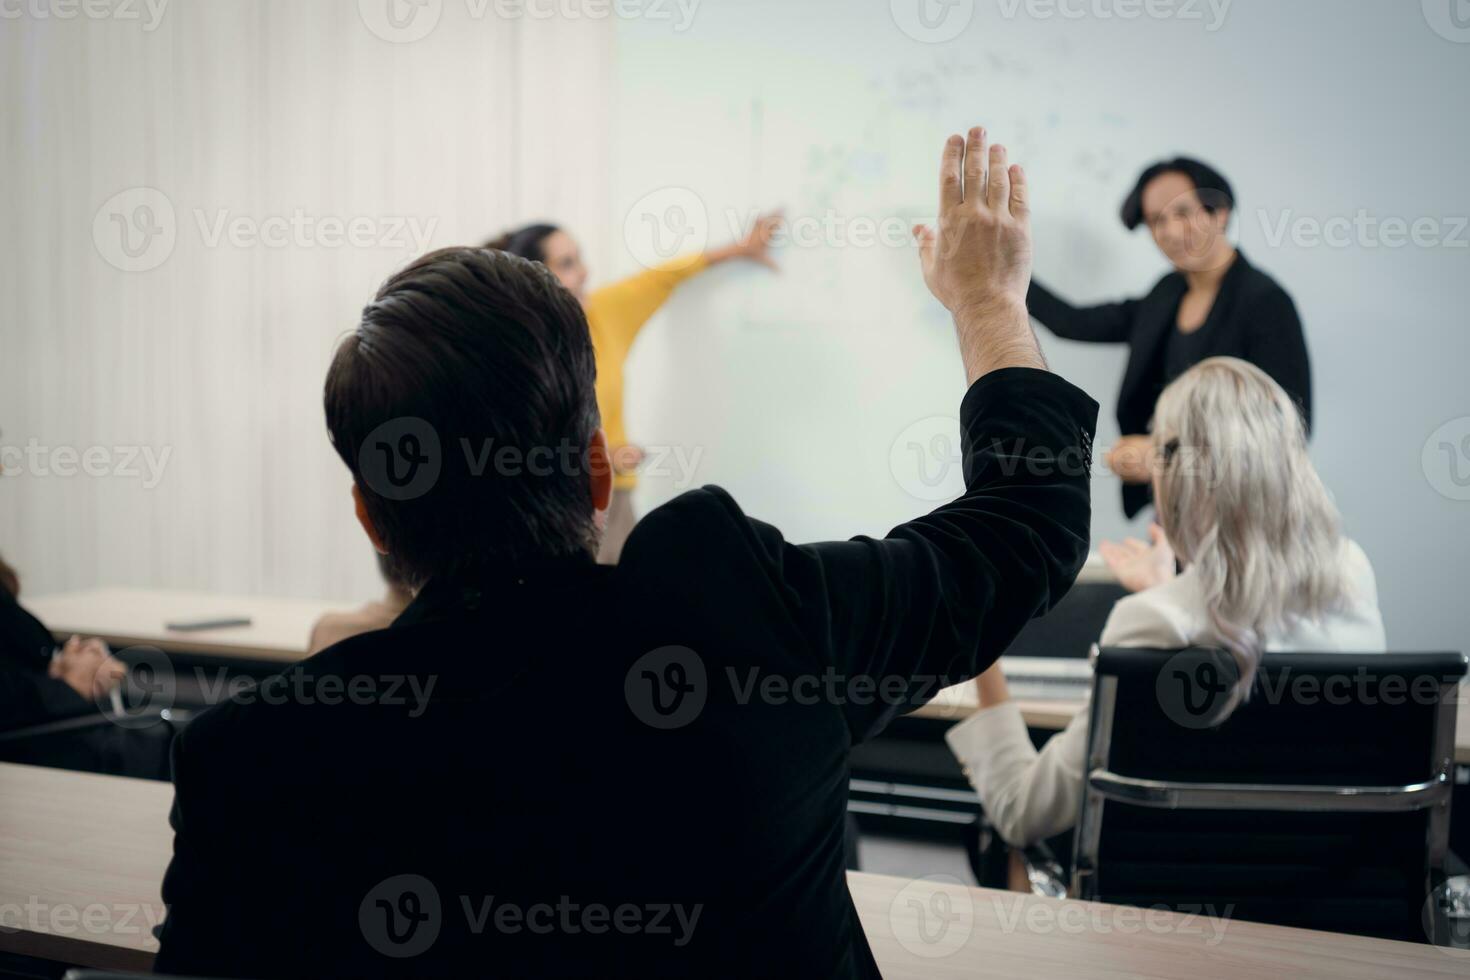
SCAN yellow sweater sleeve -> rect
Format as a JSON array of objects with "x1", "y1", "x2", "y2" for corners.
[
  {"x1": 584, "y1": 255, "x2": 710, "y2": 491},
  {"x1": 584, "y1": 255, "x2": 711, "y2": 352}
]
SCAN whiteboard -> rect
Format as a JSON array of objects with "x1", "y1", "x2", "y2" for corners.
[{"x1": 609, "y1": 0, "x2": 1470, "y2": 650}]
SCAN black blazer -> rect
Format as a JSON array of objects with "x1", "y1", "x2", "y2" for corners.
[
  {"x1": 0, "y1": 585, "x2": 90, "y2": 732},
  {"x1": 154, "y1": 368, "x2": 1098, "y2": 979},
  {"x1": 1027, "y1": 251, "x2": 1311, "y2": 518},
  {"x1": 0, "y1": 588, "x2": 172, "y2": 779}
]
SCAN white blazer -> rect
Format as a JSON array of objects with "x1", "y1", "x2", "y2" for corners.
[{"x1": 945, "y1": 539, "x2": 1387, "y2": 848}]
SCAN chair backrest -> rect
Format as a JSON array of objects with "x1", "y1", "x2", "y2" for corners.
[
  {"x1": 1074, "y1": 648, "x2": 1466, "y2": 944},
  {"x1": 1005, "y1": 581, "x2": 1130, "y2": 659},
  {"x1": 64, "y1": 971, "x2": 214, "y2": 980}
]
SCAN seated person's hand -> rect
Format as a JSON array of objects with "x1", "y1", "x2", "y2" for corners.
[
  {"x1": 611, "y1": 443, "x2": 646, "y2": 475},
  {"x1": 48, "y1": 635, "x2": 127, "y2": 701},
  {"x1": 1099, "y1": 523, "x2": 1176, "y2": 593},
  {"x1": 1104, "y1": 434, "x2": 1156, "y2": 484}
]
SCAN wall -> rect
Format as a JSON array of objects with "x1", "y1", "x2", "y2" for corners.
[{"x1": 0, "y1": 0, "x2": 614, "y2": 601}]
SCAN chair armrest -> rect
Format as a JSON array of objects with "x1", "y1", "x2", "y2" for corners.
[
  {"x1": 0, "y1": 706, "x2": 190, "y2": 744},
  {"x1": 1088, "y1": 768, "x2": 1451, "y2": 814},
  {"x1": 0, "y1": 711, "x2": 118, "y2": 743},
  {"x1": 65, "y1": 971, "x2": 216, "y2": 980}
]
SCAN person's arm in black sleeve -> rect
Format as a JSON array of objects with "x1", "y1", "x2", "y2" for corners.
[
  {"x1": 734, "y1": 367, "x2": 1096, "y2": 743},
  {"x1": 0, "y1": 591, "x2": 93, "y2": 731},
  {"x1": 1027, "y1": 278, "x2": 1137, "y2": 344},
  {"x1": 1242, "y1": 285, "x2": 1312, "y2": 433},
  {"x1": 0, "y1": 667, "x2": 93, "y2": 732},
  {"x1": 757, "y1": 129, "x2": 1097, "y2": 742}
]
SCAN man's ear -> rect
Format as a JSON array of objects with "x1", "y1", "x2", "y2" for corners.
[
  {"x1": 587, "y1": 429, "x2": 614, "y2": 514},
  {"x1": 351, "y1": 483, "x2": 389, "y2": 555}
]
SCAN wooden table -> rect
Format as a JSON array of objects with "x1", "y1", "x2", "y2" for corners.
[
  {"x1": 17, "y1": 552, "x2": 1109, "y2": 662},
  {"x1": 3, "y1": 762, "x2": 1466, "y2": 978},
  {"x1": 24, "y1": 587, "x2": 351, "y2": 663},
  {"x1": 850, "y1": 870, "x2": 1470, "y2": 979},
  {"x1": 911, "y1": 681, "x2": 1083, "y2": 730},
  {"x1": 914, "y1": 676, "x2": 1470, "y2": 765},
  {"x1": 0, "y1": 763, "x2": 169, "y2": 969},
  {"x1": 25, "y1": 586, "x2": 1470, "y2": 763}
]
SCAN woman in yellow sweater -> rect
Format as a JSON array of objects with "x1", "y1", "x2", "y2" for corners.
[{"x1": 487, "y1": 216, "x2": 781, "y2": 562}]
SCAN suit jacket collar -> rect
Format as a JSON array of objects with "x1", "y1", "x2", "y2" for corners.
[
  {"x1": 395, "y1": 551, "x2": 600, "y2": 628},
  {"x1": 1121, "y1": 249, "x2": 1253, "y2": 423}
]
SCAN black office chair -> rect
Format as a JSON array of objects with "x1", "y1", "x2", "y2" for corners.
[
  {"x1": 1003, "y1": 580, "x2": 1129, "y2": 660},
  {"x1": 1068, "y1": 647, "x2": 1466, "y2": 945},
  {"x1": 848, "y1": 580, "x2": 1127, "y2": 845},
  {"x1": 0, "y1": 706, "x2": 188, "y2": 779}
]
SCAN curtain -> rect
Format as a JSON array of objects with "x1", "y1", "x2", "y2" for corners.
[{"x1": 0, "y1": 0, "x2": 613, "y2": 601}]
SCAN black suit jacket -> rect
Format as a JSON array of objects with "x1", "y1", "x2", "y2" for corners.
[
  {"x1": 154, "y1": 368, "x2": 1098, "y2": 979},
  {"x1": 0, "y1": 586, "x2": 90, "y2": 732},
  {"x1": 1027, "y1": 251, "x2": 1311, "y2": 517},
  {"x1": 0, "y1": 587, "x2": 173, "y2": 778}
]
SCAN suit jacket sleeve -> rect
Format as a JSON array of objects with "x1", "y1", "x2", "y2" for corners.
[
  {"x1": 0, "y1": 592, "x2": 92, "y2": 731},
  {"x1": 155, "y1": 722, "x2": 256, "y2": 977},
  {"x1": 1027, "y1": 279, "x2": 1138, "y2": 345},
  {"x1": 740, "y1": 367, "x2": 1098, "y2": 743},
  {"x1": 583, "y1": 255, "x2": 711, "y2": 353},
  {"x1": 941, "y1": 578, "x2": 1197, "y2": 847},
  {"x1": 1241, "y1": 285, "x2": 1312, "y2": 433},
  {"x1": 0, "y1": 668, "x2": 92, "y2": 732},
  {"x1": 945, "y1": 698, "x2": 1092, "y2": 847}
]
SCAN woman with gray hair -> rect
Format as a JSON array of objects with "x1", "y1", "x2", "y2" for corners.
[{"x1": 946, "y1": 356, "x2": 1385, "y2": 852}]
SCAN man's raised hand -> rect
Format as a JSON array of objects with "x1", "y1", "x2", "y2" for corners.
[{"x1": 914, "y1": 127, "x2": 1045, "y2": 381}]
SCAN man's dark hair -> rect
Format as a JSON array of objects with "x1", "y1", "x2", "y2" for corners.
[
  {"x1": 0, "y1": 552, "x2": 18, "y2": 599},
  {"x1": 484, "y1": 223, "x2": 561, "y2": 262},
  {"x1": 325, "y1": 247, "x2": 600, "y2": 589},
  {"x1": 374, "y1": 550, "x2": 409, "y2": 592},
  {"x1": 1120, "y1": 157, "x2": 1235, "y2": 231}
]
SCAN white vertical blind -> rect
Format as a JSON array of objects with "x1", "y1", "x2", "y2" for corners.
[{"x1": 0, "y1": 1, "x2": 613, "y2": 602}]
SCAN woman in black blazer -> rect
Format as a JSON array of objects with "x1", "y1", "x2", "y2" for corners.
[
  {"x1": 0, "y1": 569, "x2": 91, "y2": 731},
  {"x1": 0, "y1": 551, "x2": 171, "y2": 777},
  {"x1": 1028, "y1": 158, "x2": 1311, "y2": 517}
]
